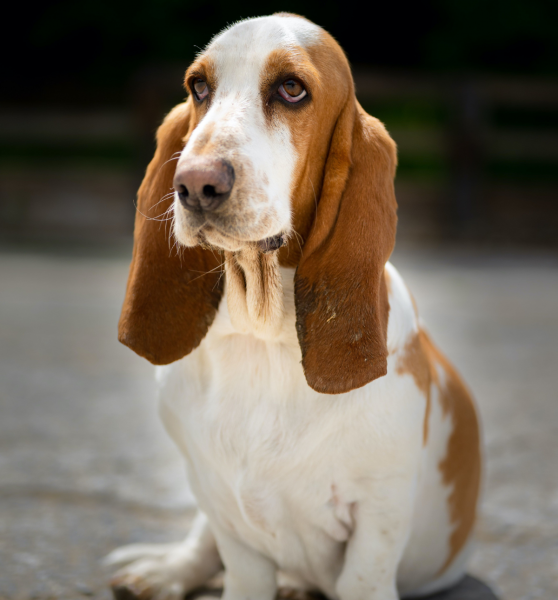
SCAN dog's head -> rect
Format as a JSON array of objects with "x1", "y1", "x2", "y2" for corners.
[{"x1": 119, "y1": 14, "x2": 398, "y2": 394}]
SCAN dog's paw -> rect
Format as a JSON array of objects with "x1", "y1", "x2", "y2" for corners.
[
  {"x1": 105, "y1": 544, "x2": 204, "y2": 600},
  {"x1": 104, "y1": 543, "x2": 184, "y2": 569}
]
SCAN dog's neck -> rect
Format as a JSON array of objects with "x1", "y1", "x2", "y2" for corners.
[{"x1": 224, "y1": 248, "x2": 285, "y2": 339}]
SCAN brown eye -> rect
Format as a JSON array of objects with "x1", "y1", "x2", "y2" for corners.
[
  {"x1": 284, "y1": 80, "x2": 302, "y2": 96},
  {"x1": 278, "y1": 79, "x2": 307, "y2": 103},
  {"x1": 193, "y1": 78, "x2": 208, "y2": 100}
]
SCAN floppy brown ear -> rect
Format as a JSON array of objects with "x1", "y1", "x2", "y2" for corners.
[
  {"x1": 118, "y1": 101, "x2": 223, "y2": 364},
  {"x1": 295, "y1": 100, "x2": 398, "y2": 394}
]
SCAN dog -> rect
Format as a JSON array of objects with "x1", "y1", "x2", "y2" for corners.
[{"x1": 107, "y1": 13, "x2": 481, "y2": 600}]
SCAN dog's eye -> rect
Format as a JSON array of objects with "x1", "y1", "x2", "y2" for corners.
[
  {"x1": 193, "y1": 78, "x2": 209, "y2": 101},
  {"x1": 278, "y1": 80, "x2": 307, "y2": 103}
]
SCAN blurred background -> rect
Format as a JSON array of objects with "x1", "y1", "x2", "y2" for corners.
[
  {"x1": 1, "y1": 2, "x2": 557, "y2": 600},
  {"x1": 2, "y1": 0, "x2": 558, "y2": 245}
]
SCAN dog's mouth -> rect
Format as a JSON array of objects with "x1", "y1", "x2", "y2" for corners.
[
  {"x1": 198, "y1": 224, "x2": 286, "y2": 254},
  {"x1": 256, "y1": 233, "x2": 286, "y2": 253}
]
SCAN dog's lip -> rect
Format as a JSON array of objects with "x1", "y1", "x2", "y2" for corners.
[
  {"x1": 257, "y1": 234, "x2": 285, "y2": 253},
  {"x1": 201, "y1": 223, "x2": 286, "y2": 252}
]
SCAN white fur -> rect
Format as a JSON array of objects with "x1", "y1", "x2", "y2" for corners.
[{"x1": 108, "y1": 264, "x2": 469, "y2": 600}]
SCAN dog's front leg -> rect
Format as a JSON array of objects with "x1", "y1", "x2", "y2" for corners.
[
  {"x1": 212, "y1": 522, "x2": 277, "y2": 600},
  {"x1": 335, "y1": 480, "x2": 414, "y2": 600},
  {"x1": 106, "y1": 511, "x2": 222, "y2": 600}
]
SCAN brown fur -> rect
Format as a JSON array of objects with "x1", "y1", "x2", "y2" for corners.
[
  {"x1": 291, "y1": 33, "x2": 398, "y2": 394},
  {"x1": 184, "y1": 56, "x2": 218, "y2": 109},
  {"x1": 396, "y1": 333, "x2": 432, "y2": 445},
  {"x1": 118, "y1": 101, "x2": 223, "y2": 364},
  {"x1": 396, "y1": 329, "x2": 481, "y2": 573}
]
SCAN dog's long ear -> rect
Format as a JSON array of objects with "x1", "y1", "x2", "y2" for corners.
[
  {"x1": 295, "y1": 99, "x2": 398, "y2": 394},
  {"x1": 118, "y1": 101, "x2": 223, "y2": 365}
]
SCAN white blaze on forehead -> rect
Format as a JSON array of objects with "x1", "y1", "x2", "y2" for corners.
[
  {"x1": 206, "y1": 16, "x2": 321, "y2": 100},
  {"x1": 206, "y1": 15, "x2": 322, "y2": 61}
]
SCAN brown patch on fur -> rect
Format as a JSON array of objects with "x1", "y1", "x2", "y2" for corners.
[
  {"x1": 260, "y1": 48, "x2": 321, "y2": 107},
  {"x1": 273, "y1": 36, "x2": 348, "y2": 268},
  {"x1": 185, "y1": 56, "x2": 218, "y2": 105},
  {"x1": 407, "y1": 285, "x2": 419, "y2": 319},
  {"x1": 288, "y1": 31, "x2": 397, "y2": 394},
  {"x1": 397, "y1": 329, "x2": 481, "y2": 573},
  {"x1": 429, "y1": 332, "x2": 481, "y2": 574},
  {"x1": 396, "y1": 333, "x2": 432, "y2": 444},
  {"x1": 258, "y1": 45, "x2": 324, "y2": 268},
  {"x1": 118, "y1": 100, "x2": 224, "y2": 364}
]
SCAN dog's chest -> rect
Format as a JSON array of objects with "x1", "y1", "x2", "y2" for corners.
[{"x1": 158, "y1": 329, "x2": 362, "y2": 581}]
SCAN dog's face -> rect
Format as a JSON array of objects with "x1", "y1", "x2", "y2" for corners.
[
  {"x1": 172, "y1": 15, "x2": 345, "y2": 253},
  {"x1": 120, "y1": 13, "x2": 398, "y2": 394}
]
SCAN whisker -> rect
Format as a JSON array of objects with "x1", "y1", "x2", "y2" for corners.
[
  {"x1": 134, "y1": 199, "x2": 176, "y2": 222},
  {"x1": 187, "y1": 257, "x2": 229, "y2": 284},
  {"x1": 154, "y1": 154, "x2": 181, "y2": 179},
  {"x1": 170, "y1": 214, "x2": 177, "y2": 249},
  {"x1": 149, "y1": 191, "x2": 176, "y2": 213},
  {"x1": 292, "y1": 230, "x2": 304, "y2": 255},
  {"x1": 163, "y1": 205, "x2": 175, "y2": 241},
  {"x1": 213, "y1": 267, "x2": 227, "y2": 292},
  {"x1": 170, "y1": 236, "x2": 181, "y2": 261}
]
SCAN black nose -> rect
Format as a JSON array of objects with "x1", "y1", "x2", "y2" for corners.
[{"x1": 174, "y1": 157, "x2": 235, "y2": 212}]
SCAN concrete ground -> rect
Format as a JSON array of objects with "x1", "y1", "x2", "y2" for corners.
[{"x1": 0, "y1": 243, "x2": 557, "y2": 600}]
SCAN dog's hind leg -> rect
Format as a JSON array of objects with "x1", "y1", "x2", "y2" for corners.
[{"x1": 105, "y1": 511, "x2": 222, "y2": 600}]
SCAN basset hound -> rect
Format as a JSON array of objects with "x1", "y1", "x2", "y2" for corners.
[{"x1": 107, "y1": 13, "x2": 481, "y2": 600}]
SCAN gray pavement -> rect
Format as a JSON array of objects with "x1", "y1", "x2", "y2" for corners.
[{"x1": 1, "y1": 244, "x2": 557, "y2": 600}]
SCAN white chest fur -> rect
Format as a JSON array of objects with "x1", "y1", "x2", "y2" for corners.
[{"x1": 155, "y1": 264, "x2": 453, "y2": 596}]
